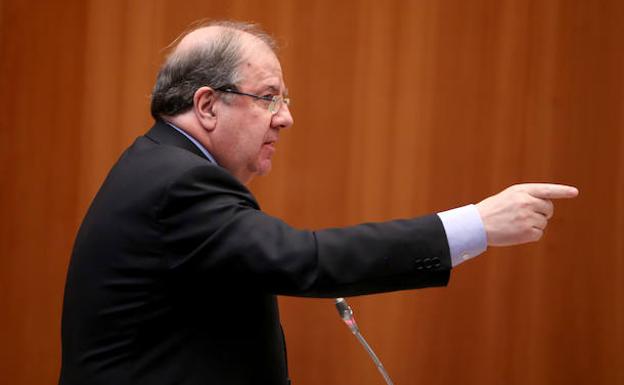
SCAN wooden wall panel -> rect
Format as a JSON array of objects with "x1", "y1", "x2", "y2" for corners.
[
  {"x1": 0, "y1": 1, "x2": 88, "y2": 383},
  {"x1": 1, "y1": 0, "x2": 622, "y2": 384}
]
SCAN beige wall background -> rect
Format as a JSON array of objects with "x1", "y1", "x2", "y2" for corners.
[{"x1": 1, "y1": 0, "x2": 623, "y2": 384}]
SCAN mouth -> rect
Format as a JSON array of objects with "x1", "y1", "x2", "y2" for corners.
[{"x1": 262, "y1": 141, "x2": 277, "y2": 154}]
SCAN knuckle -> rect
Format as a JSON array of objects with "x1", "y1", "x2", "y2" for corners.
[
  {"x1": 519, "y1": 210, "x2": 532, "y2": 222},
  {"x1": 517, "y1": 191, "x2": 531, "y2": 203},
  {"x1": 519, "y1": 198, "x2": 531, "y2": 209},
  {"x1": 548, "y1": 203, "x2": 555, "y2": 217}
]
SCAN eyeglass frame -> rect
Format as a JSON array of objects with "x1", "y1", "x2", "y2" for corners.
[{"x1": 215, "y1": 86, "x2": 290, "y2": 115}]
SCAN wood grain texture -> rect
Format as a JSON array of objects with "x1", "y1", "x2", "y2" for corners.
[{"x1": 1, "y1": 0, "x2": 622, "y2": 384}]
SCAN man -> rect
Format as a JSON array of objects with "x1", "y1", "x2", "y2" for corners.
[{"x1": 59, "y1": 21, "x2": 578, "y2": 385}]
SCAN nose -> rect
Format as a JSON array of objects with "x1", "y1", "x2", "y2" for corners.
[{"x1": 271, "y1": 103, "x2": 294, "y2": 129}]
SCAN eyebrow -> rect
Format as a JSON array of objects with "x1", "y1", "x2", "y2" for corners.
[{"x1": 264, "y1": 85, "x2": 289, "y2": 97}]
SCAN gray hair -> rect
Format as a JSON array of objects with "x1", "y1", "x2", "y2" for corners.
[{"x1": 150, "y1": 20, "x2": 277, "y2": 119}]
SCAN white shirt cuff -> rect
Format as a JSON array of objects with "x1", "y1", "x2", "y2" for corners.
[{"x1": 437, "y1": 204, "x2": 487, "y2": 267}]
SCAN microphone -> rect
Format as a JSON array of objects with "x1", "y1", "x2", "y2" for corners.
[{"x1": 334, "y1": 298, "x2": 394, "y2": 385}]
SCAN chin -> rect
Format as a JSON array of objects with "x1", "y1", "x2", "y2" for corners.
[
  {"x1": 258, "y1": 164, "x2": 272, "y2": 176},
  {"x1": 255, "y1": 159, "x2": 273, "y2": 176}
]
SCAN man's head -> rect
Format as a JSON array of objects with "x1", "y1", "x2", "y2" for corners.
[{"x1": 151, "y1": 21, "x2": 294, "y2": 184}]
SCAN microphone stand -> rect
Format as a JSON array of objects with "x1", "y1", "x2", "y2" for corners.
[{"x1": 334, "y1": 298, "x2": 394, "y2": 385}]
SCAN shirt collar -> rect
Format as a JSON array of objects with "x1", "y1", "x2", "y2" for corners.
[{"x1": 164, "y1": 121, "x2": 219, "y2": 165}]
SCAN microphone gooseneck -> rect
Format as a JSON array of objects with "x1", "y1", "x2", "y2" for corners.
[{"x1": 334, "y1": 298, "x2": 394, "y2": 385}]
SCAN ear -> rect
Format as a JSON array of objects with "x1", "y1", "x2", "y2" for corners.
[{"x1": 193, "y1": 86, "x2": 218, "y2": 131}]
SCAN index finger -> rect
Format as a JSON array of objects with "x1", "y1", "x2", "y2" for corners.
[{"x1": 516, "y1": 183, "x2": 579, "y2": 199}]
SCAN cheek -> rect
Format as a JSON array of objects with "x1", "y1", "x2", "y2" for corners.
[{"x1": 218, "y1": 113, "x2": 272, "y2": 164}]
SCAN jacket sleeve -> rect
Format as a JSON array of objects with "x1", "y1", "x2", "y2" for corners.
[{"x1": 156, "y1": 164, "x2": 452, "y2": 298}]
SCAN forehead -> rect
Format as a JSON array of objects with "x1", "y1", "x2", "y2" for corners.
[{"x1": 237, "y1": 38, "x2": 286, "y2": 92}]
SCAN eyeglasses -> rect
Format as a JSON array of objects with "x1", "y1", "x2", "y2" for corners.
[{"x1": 216, "y1": 87, "x2": 291, "y2": 115}]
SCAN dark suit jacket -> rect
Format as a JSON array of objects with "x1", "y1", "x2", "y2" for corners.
[{"x1": 59, "y1": 120, "x2": 452, "y2": 385}]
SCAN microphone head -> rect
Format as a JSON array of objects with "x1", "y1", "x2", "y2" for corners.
[{"x1": 335, "y1": 298, "x2": 353, "y2": 321}]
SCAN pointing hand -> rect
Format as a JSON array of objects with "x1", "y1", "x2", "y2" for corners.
[{"x1": 476, "y1": 183, "x2": 579, "y2": 246}]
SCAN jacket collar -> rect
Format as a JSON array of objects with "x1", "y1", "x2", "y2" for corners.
[{"x1": 145, "y1": 119, "x2": 209, "y2": 161}]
